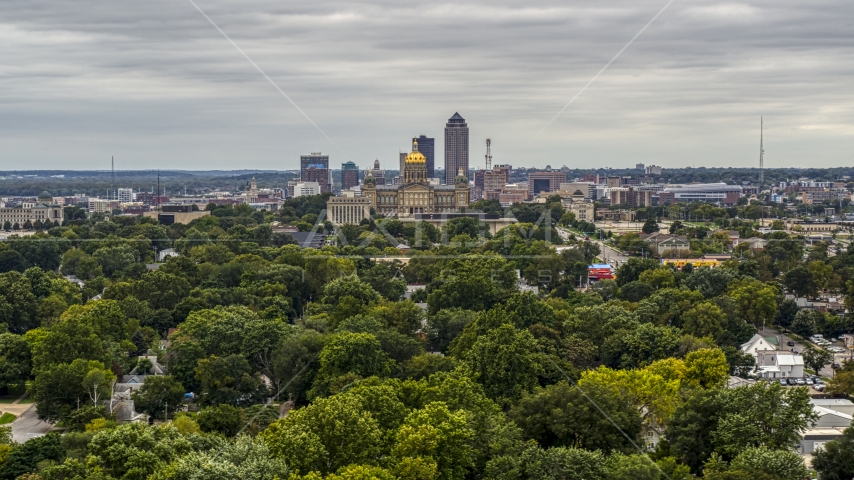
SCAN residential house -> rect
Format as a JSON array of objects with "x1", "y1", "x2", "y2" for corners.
[
  {"x1": 108, "y1": 355, "x2": 167, "y2": 422},
  {"x1": 755, "y1": 350, "x2": 804, "y2": 379},
  {"x1": 640, "y1": 232, "x2": 690, "y2": 257},
  {"x1": 740, "y1": 237, "x2": 767, "y2": 251},
  {"x1": 740, "y1": 333, "x2": 779, "y2": 355}
]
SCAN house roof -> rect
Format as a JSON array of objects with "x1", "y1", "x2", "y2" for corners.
[
  {"x1": 813, "y1": 406, "x2": 853, "y2": 422},
  {"x1": 763, "y1": 336, "x2": 780, "y2": 346},
  {"x1": 776, "y1": 353, "x2": 804, "y2": 366}
]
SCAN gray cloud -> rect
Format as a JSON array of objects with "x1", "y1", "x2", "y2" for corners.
[{"x1": 0, "y1": 0, "x2": 852, "y2": 170}]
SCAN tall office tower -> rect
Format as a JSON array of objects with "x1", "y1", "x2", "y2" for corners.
[
  {"x1": 341, "y1": 161, "x2": 359, "y2": 190},
  {"x1": 414, "y1": 135, "x2": 435, "y2": 178},
  {"x1": 444, "y1": 113, "x2": 468, "y2": 185},
  {"x1": 304, "y1": 165, "x2": 332, "y2": 193},
  {"x1": 300, "y1": 153, "x2": 331, "y2": 192}
]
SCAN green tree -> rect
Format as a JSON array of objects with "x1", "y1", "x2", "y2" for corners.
[
  {"x1": 0, "y1": 271, "x2": 39, "y2": 334},
  {"x1": 84, "y1": 423, "x2": 195, "y2": 480},
  {"x1": 131, "y1": 270, "x2": 192, "y2": 310},
  {"x1": 826, "y1": 360, "x2": 854, "y2": 396},
  {"x1": 195, "y1": 354, "x2": 267, "y2": 407},
  {"x1": 484, "y1": 444, "x2": 608, "y2": 480},
  {"x1": 641, "y1": 218, "x2": 660, "y2": 234},
  {"x1": 426, "y1": 308, "x2": 476, "y2": 353},
  {"x1": 509, "y1": 381, "x2": 643, "y2": 454},
  {"x1": 0, "y1": 250, "x2": 28, "y2": 274},
  {"x1": 461, "y1": 324, "x2": 541, "y2": 404},
  {"x1": 131, "y1": 376, "x2": 186, "y2": 419},
  {"x1": 618, "y1": 323, "x2": 682, "y2": 369},
  {"x1": 812, "y1": 426, "x2": 854, "y2": 480},
  {"x1": 196, "y1": 404, "x2": 246, "y2": 437},
  {"x1": 790, "y1": 309, "x2": 817, "y2": 337},
  {"x1": 726, "y1": 279, "x2": 778, "y2": 328},
  {"x1": 727, "y1": 446, "x2": 809, "y2": 480},
  {"x1": 272, "y1": 329, "x2": 327, "y2": 404},
  {"x1": 309, "y1": 332, "x2": 394, "y2": 398},
  {"x1": 604, "y1": 454, "x2": 660, "y2": 480},
  {"x1": 684, "y1": 348, "x2": 729, "y2": 389},
  {"x1": 802, "y1": 345, "x2": 833, "y2": 374},
  {"x1": 392, "y1": 402, "x2": 475, "y2": 480},
  {"x1": 148, "y1": 434, "x2": 289, "y2": 480},
  {"x1": 0, "y1": 433, "x2": 64, "y2": 480},
  {"x1": 262, "y1": 394, "x2": 384, "y2": 474},
  {"x1": 681, "y1": 302, "x2": 725, "y2": 340},
  {"x1": 615, "y1": 258, "x2": 660, "y2": 286},
  {"x1": 0, "y1": 333, "x2": 31, "y2": 392},
  {"x1": 666, "y1": 382, "x2": 817, "y2": 472},
  {"x1": 783, "y1": 265, "x2": 817, "y2": 298},
  {"x1": 29, "y1": 359, "x2": 111, "y2": 422},
  {"x1": 682, "y1": 267, "x2": 737, "y2": 298},
  {"x1": 774, "y1": 298, "x2": 798, "y2": 328}
]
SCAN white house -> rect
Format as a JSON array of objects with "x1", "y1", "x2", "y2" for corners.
[
  {"x1": 740, "y1": 334, "x2": 779, "y2": 355},
  {"x1": 755, "y1": 351, "x2": 804, "y2": 379}
]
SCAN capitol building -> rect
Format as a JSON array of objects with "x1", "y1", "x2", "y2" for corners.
[{"x1": 363, "y1": 140, "x2": 469, "y2": 217}]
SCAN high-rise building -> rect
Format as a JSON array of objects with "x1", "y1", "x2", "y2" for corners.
[
  {"x1": 117, "y1": 188, "x2": 133, "y2": 203},
  {"x1": 341, "y1": 161, "x2": 359, "y2": 190},
  {"x1": 414, "y1": 135, "x2": 435, "y2": 178},
  {"x1": 303, "y1": 165, "x2": 331, "y2": 193},
  {"x1": 444, "y1": 113, "x2": 468, "y2": 185},
  {"x1": 300, "y1": 153, "x2": 331, "y2": 192}
]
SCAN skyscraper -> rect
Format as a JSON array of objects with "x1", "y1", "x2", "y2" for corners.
[
  {"x1": 414, "y1": 135, "x2": 435, "y2": 178},
  {"x1": 444, "y1": 113, "x2": 468, "y2": 185},
  {"x1": 341, "y1": 161, "x2": 359, "y2": 190},
  {"x1": 300, "y1": 153, "x2": 331, "y2": 193}
]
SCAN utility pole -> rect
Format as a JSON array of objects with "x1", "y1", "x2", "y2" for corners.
[{"x1": 165, "y1": 401, "x2": 168, "y2": 422}]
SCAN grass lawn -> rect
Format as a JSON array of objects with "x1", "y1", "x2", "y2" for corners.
[
  {"x1": 17, "y1": 397, "x2": 34, "y2": 404},
  {"x1": 0, "y1": 412, "x2": 17, "y2": 424}
]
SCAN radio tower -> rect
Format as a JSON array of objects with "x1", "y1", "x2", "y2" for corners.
[
  {"x1": 111, "y1": 156, "x2": 115, "y2": 200},
  {"x1": 485, "y1": 138, "x2": 492, "y2": 170},
  {"x1": 759, "y1": 117, "x2": 765, "y2": 192}
]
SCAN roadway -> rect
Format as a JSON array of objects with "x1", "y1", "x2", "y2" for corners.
[
  {"x1": 9, "y1": 405, "x2": 53, "y2": 443},
  {"x1": 557, "y1": 228, "x2": 631, "y2": 267}
]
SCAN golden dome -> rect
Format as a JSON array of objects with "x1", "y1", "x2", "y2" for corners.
[{"x1": 405, "y1": 139, "x2": 426, "y2": 164}]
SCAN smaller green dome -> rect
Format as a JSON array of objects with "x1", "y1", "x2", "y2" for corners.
[{"x1": 37, "y1": 191, "x2": 53, "y2": 204}]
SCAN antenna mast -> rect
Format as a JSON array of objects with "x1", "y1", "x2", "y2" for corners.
[
  {"x1": 485, "y1": 138, "x2": 492, "y2": 170},
  {"x1": 156, "y1": 171, "x2": 161, "y2": 210},
  {"x1": 111, "y1": 156, "x2": 115, "y2": 200},
  {"x1": 759, "y1": 117, "x2": 765, "y2": 191}
]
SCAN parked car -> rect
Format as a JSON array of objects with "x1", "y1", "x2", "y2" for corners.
[
  {"x1": 778, "y1": 379, "x2": 787, "y2": 386},
  {"x1": 787, "y1": 341, "x2": 795, "y2": 347},
  {"x1": 805, "y1": 378, "x2": 814, "y2": 385},
  {"x1": 787, "y1": 378, "x2": 798, "y2": 386},
  {"x1": 814, "y1": 384, "x2": 826, "y2": 391},
  {"x1": 796, "y1": 378, "x2": 806, "y2": 386}
]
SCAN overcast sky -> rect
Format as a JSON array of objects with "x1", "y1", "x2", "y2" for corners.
[{"x1": 1, "y1": 0, "x2": 853, "y2": 171}]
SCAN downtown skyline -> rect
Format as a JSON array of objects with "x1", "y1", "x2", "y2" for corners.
[{"x1": 1, "y1": 0, "x2": 853, "y2": 170}]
